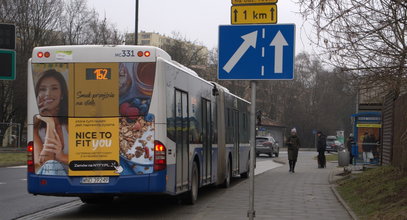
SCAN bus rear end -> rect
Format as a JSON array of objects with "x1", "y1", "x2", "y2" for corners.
[{"x1": 27, "y1": 45, "x2": 170, "y2": 201}]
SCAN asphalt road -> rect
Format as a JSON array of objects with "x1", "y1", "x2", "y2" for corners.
[
  {"x1": 1, "y1": 154, "x2": 284, "y2": 220},
  {"x1": 0, "y1": 165, "x2": 77, "y2": 220}
]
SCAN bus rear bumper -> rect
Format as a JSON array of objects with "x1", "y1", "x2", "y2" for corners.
[{"x1": 27, "y1": 170, "x2": 166, "y2": 196}]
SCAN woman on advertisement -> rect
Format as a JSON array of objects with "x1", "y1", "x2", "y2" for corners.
[{"x1": 33, "y1": 69, "x2": 69, "y2": 175}]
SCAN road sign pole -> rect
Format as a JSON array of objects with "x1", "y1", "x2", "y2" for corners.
[{"x1": 248, "y1": 80, "x2": 256, "y2": 219}]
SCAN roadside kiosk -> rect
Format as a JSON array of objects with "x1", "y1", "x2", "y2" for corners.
[{"x1": 351, "y1": 112, "x2": 381, "y2": 165}]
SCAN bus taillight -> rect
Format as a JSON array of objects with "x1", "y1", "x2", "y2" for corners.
[
  {"x1": 27, "y1": 141, "x2": 35, "y2": 173},
  {"x1": 154, "y1": 140, "x2": 166, "y2": 171}
]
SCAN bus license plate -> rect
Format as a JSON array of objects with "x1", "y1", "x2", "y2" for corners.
[{"x1": 81, "y1": 177, "x2": 109, "y2": 184}]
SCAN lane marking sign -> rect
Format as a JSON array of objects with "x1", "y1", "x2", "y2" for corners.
[{"x1": 218, "y1": 24, "x2": 295, "y2": 80}]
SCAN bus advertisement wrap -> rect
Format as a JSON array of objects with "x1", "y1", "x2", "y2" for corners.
[
  {"x1": 118, "y1": 62, "x2": 156, "y2": 175},
  {"x1": 68, "y1": 118, "x2": 119, "y2": 176},
  {"x1": 32, "y1": 61, "x2": 157, "y2": 176},
  {"x1": 32, "y1": 63, "x2": 70, "y2": 176}
]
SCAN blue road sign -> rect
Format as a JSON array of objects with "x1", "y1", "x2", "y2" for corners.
[{"x1": 218, "y1": 24, "x2": 295, "y2": 80}]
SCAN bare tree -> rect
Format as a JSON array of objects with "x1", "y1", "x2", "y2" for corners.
[
  {"x1": 84, "y1": 15, "x2": 123, "y2": 45},
  {"x1": 60, "y1": 0, "x2": 94, "y2": 44},
  {"x1": 0, "y1": 81, "x2": 14, "y2": 123},
  {"x1": 0, "y1": 0, "x2": 124, "y2": 137},
  {"x1": 297, "y1": 0, "x2": 407, "y2": 96},
  {"x1": 161, "y1": 32, "x2": 208, "y2": 68},
  {"x1": 0, "y1": 0, "x2": 63, "y2": 126},
  {"x1": 254, "y1": 52, "x2": 356, "y2": 147}
]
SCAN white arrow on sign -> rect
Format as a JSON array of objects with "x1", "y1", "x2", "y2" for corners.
[
  {"x1": 270, "y1": 31, "x2": 288, "y2": 74},
  {"x1": 223, "y1": 31, "x2": 258, "y2": 73}
]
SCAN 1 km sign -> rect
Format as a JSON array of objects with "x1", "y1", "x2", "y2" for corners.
[
  {"x1": 231, "y1": 4, "x2": 277, "y2": 24},
  {"x1": 232, "y1": 0, "x2": 277, "y2": 4}
]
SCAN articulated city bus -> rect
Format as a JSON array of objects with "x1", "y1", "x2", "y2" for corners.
[{"x1": 27, "y1": 45, "x2": 250, "y2": 204}]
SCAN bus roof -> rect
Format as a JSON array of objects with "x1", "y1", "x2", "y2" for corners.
[
  {"x1": 31, "y1": 45, "x2": 171, "y2": 63},
  {"x1": 211, "y1": 82, "x2": 250, "y2": 104}
]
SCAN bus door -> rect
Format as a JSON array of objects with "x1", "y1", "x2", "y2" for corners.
[
  {"x1": 232, "y1": 110, "x2": 240, "y2": 173},
  {"x1": 202, "y1": 99, "x2": 212, "y2": 184},
  {"x1": 175, "y1": 90, "x2": 189, "y2": 191}
]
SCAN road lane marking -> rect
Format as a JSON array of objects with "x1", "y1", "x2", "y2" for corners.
[{"x1": 8, "y1": 165, "x2": 27, "y2": 168}]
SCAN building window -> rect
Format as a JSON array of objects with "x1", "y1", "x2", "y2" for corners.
[
  {"x1": 141, "y1": 34, "x2": 150, "y2": 39},
  {"x1": 141, "y1": 40, "x2": 150, "y2": 45}
]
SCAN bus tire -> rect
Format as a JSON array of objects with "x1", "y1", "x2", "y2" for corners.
[
  {"x1": 80, "y1": 196, "x2": 113, "y2": 204},
  {"x1": 222, "y1": 158, "x2": 231, "y2": 188},
  {"x1": 240, "y1": 157, "x2": 250, "y2": 179},
  {"x1": 184, "y1": 161, "x2": 199, "y2": 205}
]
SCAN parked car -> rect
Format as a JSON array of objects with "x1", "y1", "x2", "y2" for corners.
[
  {"x1": 255, "y1": 136, "x2": 279, "y2": 157},
  {"x1": 325, "y1": 136, "x2": 340, "y2": 153},
  {"x1": 335, "y1": 140, "x2": 344, "y2": 151}
]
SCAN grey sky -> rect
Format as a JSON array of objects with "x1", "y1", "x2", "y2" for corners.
[{"x1": 86, "y1": 0, "x2": 313, "y2": 53}]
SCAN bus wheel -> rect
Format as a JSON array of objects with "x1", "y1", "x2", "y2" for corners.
[
  {"x1": 241, "y1": 157, "x2": 250, "y2": 179},
  {"x1": 185, "y1": 162, "x2": 199, "y2": 205},
  {"x1": 80, "y1": 196, "x2": 114, "y2": 204},
  {"x1": 222, "y1": 158, "x2": 231, "y2": 188}
]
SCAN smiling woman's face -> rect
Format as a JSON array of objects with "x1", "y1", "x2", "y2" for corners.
[{"x1": 37, "y1": 76, "x2": 62, "y2": 114}]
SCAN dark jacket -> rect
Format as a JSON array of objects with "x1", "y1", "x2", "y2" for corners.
[
  {"x1": 317, "y1": 134, "x2": 326, "y2": 152},
  {"x1": 362, "y1": 134, "x2": 372, "y2": 152},
  {"x1": 287, "y1": 135, "x2": 300, "y2": 161},
  {"x1": 346, "y1": 137, "x2": 355, "y2": 152}
]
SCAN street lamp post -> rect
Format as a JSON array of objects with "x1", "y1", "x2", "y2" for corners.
[{"x1": 135, "y1": 0, "x2": 139, "y2": 45}]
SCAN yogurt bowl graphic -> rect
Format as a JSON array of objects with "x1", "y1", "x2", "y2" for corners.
[
  {"x1": 134, "y1": 63, "x2": 155, "y2": 96},
  {"x1": 121, "y1": 156, "x2": 153, "y2": 175}
]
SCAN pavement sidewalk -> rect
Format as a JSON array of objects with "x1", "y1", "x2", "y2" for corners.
[{"x1": 192, "y1": 152, "x2": 353, "y2": 220}]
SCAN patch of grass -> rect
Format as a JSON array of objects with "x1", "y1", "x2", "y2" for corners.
[
  {"x1": 313, "y1": 153, "x2": 338, "y2": 162},
  {"x1": 0, "y1": 152, "x2": 26, "y2": 167},
  {"x1": 336, "y1": 166, "x2": 407, "y2": 220},
  {"x1": 325, "y1": 154, "x2": 338, "y2": 162}
]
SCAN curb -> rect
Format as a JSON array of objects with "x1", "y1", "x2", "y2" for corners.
[
  {"x1": 329, "y1": 167, "x2": 359, "y2": 220},
  {"x1": 272, "y1": 158, "x2": 286, "y2": 165},
  {"x1": 330, "y1": 185, "x2": 359, "y2": 220}
]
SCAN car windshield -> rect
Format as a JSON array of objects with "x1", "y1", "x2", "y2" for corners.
[
  {"x1": 326, "y1": 140, "x2": 335, "y2": 145},
  {"x1": 256, "y1": 138, "x2": 268, "y2": 145}
]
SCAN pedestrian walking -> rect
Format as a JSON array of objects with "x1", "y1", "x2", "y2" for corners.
[
  {"x1": 316, "y1": 131, "x2": 326, "y2": 168},
  {"x1": 346, "y1": 134, "x2": 355, "y2": 164},
  {"x1": 286, "y1": 128, "x2": 301, "y2": 173}
]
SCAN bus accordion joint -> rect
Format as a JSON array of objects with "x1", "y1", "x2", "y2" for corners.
[
  {"x1": 153, "y1": 140, "x2": 166, "y2": 171},
  {"x1": 27, "y1": 141, "x2": 35, "y2": 173}
]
